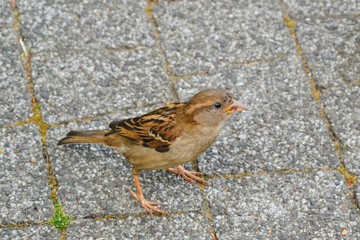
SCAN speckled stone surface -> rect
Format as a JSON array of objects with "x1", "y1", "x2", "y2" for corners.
[
  {"x1": 17, "y1": 0, "x2": 155, "y2": 52},
  {"x1": 31, "y1": 48, "x2": 173, "y2": 124},
  {"x1": 67, "y1": 213, "x2": 210, "y2": 240},
  {"x1": 0, "y1": 125, "x2": 53, "y2": 224},
  {"x1": 153, "y1": 0, "x2": 294, "y2": 75},
  {"x1": 176, "y1": 54, "x2": 338, "y2": 175},
  {"x1": 0, "y1": 225, "x2": 59, "y2": 240},
  {"x1": 206, "y1": 171, "x2": 360, "y2": 239},
  {"x1": 48, "y1": 112, "x2": 202, "y2": 218},
  {"x1": 2, "y1": 0, "x2": 359, "y2": 238}
]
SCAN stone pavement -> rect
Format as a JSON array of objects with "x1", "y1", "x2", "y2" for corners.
[{"x1": 0, "y1": 0, "x2": 359, "y2": 239}]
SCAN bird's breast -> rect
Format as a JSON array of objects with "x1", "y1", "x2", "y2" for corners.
[{"x1": 115, "y1": 125, "x2": 222, "y2": 170}]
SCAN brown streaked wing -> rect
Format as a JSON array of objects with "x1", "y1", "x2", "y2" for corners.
[{"x1": 108, "y1": 103, "x2": 184, "y2": 152}]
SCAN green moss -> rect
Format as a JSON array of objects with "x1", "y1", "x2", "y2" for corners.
[
  {"x1": 283, "y1": 15, "x2": 296, "y2": 30},
  {"x1": 48, "y1": 204, "x2": 73, "y2": 230}
]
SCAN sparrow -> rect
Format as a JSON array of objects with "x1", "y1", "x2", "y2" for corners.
[{"x1": 58, "y1": 89, "x2": 246, "y2": 216}]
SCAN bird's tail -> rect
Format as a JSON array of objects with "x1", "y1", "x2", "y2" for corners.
[{"x1": 58, "y1": 130, "x2": 108, "y2": 145}]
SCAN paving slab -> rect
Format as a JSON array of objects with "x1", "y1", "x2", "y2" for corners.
[
  {"x1": 0, "y1": 225, "x2": 59, "y2": 240},
  {"x1": 0, "y1": 125, "x2": 53, "y2": 224},
  {"x1": 176, "y1": 54, "x2": 338, "y2": 175},
  {"x1": 67, "y1": 213, "x2": 210, "y2": 239},
  {"x1": 285, "y1": 0, "x2": 359, "y2": 17},
  {"x1": 153, "y1": 0, "x2": 294, "y2": 75},
  {"x1": 48, "y1": 111, "x2": 203, "y2": 218},
  {"x1": 322, "y1": 86, "x2": 360, "y2": 176},
  {"x1": 0, "y1": 28, "x2": 31, "y2": 126},
  {"x1": 206, "y1": 171, "x2": 360, "y2": 239},
  {"x1": 17, "y1": 0, "x2": 155, "y2": 52},
  {"x1": 31, "y1": 48, "x2": 173, "y2": 124},
  {"x1": 295, "y1": 17, "x2": 359, "y2": 88}
]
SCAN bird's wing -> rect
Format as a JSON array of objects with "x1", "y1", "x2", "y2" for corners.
[{"x1": 107, "y1": 103, "x2": 184, "y2": 152}]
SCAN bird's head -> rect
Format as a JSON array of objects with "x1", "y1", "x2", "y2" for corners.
[{"x1": 180, "y1": 89, "x2": 247, "y2": 126}]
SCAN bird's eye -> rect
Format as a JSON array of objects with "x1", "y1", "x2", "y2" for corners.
[{"x1": 214, "y1": 102, "x2": 222, "y2": 109}]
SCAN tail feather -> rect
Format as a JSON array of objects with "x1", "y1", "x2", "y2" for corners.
[{"x1": 58, "y1": 130, "x2": 108, "y2": 145}]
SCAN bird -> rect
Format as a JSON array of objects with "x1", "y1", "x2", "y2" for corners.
[{"x1": 58, "y1": 89, "x2": 247, "y2": 216}]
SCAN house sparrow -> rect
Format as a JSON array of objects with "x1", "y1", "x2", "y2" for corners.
[{"x1": 58, "y1": 89, "x2": 246, "y2": 216}]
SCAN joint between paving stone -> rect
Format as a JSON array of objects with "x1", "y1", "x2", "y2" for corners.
[
  {"x1": 188, "y1": 160, "x2": 219, "y2": 237},
  {"x1": 47, "y1": 101, "x2": 169, "y2": 128},
  {"x1": 0, "y1": 221, "x2": 48, "y2": 230},
  {"x1": 338, "y1": 166, "x2": 360, "y2": 210},
  {"x1": 278, "y1": 2, "x2": 359, "y2": 212},
  {"x1": 188, "y1": 165, "x2": 220, "y2": 239},
  {"x1": 199, "y1": 185, "x2": 219, "y2": 240},
  {"x1": 29, "y1": 45, "x2": 150, "y2": 57},
  {"x1": 207, "y1": 167, "x2": 335, "y2": 180},
  {"x1": 224, "y1": 51, "x2": 292, "y2": 69},
  {"x1": 10, "y1": 1, "x2": 73, "y2": 236},
  {"x1": 280, "y1": 5, "x2": 343, "y2": 163},
  {"x1": 81, "y1": 209, "x2": 194, "y2": 222},
  {"x1": 168, "y1": 52, "x2": 294, "y2": 84},
  {"x1": 145, "y1": 0, "x2": 180, "y2": 101},
  {"x1": 11, "y1": 0, "x2": 58, "y2": 202}
]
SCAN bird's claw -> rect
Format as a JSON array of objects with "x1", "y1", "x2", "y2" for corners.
[
  {"x1": 167, "y1": 165, "x2": 208, "y2": 185},
  {"x1": 127, "y1": 188, "x2": 170, "y2": 217}
]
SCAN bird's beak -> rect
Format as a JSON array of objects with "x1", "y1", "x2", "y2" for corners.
[{"x1": 224, "y1": 99, "x2": 247, "y2": 114}]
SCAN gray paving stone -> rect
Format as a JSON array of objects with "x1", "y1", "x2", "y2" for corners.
[
  {"x1": 31, "y1": 48, "x2": 173, "y2": 124},
  {"x1": 206, "y1": 171, "x2": 360, "y2": 239},
  {"x1": 48, "y1": 111, "x2": 202, "y2": 218},
  {"x1": 153, "y1": 0, "x2": 294, "y2": 75},
  {"x1": 0, "y1": 225, "x2": 59, "y2": 240},
  {"x1": 0, "y1": 125, "x2": 53, "y2": 224},
  {"x1": 67, "y1": 213, "x2": 210, "y2": 240},
  {"x1": 296, "y1": 17, "x2": 359, "y2": 88},
  {"x1": 176, "y1": 54, "x2": 338, "y2": 175},
  {"x1": 0, "y1": 28, "x2": 32, "y2": 126},
  {"x1": 18, "y1": 0, "x2": 155, "y2": 52},
  {"x1": 285, "y1": 0, "x2": 359, "y2": 17},
  {"x1": 0, "y1": 0, "x2": 12, "y2": 26},
  {"x1": 323, "y1": 86, "x2": 360, "y2": 175}
]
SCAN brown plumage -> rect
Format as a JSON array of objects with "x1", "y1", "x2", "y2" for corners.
[{"x1": 58, "y1": 89, "x2": 247, "y2": 216}]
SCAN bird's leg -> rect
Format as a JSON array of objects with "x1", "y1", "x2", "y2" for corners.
[
  {"x1": 127, "y1": 168, "x2": 170, "y2": 216},
  {"x1": 167, "y1": 165, "x2": 207, "y2": 184}
]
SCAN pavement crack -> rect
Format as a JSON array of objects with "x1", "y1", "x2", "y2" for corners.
[
  {"x1": 81, "y1": 209, "x2": 195, "y2": 221},
  {"x1": 145, "y1": 0, "x2": 179, "y2": 101},
  {"x1": 10, "y1": 0, "x2": 71, "y2": 236},
  {"x1": 47, "y1": 101, "x2": 170, "y2": 127},
  {"x1": 30, "y1": 45, "x2": 149, "y2": 56},
  {"x1": 207, "y1": 167, "x2": 335, "y2": 180},
  {"x1": 199, "y1": 186, "x2": 219, "y2": 240},
  {"x1": 222, "y1": 52, "x2": 292, "y2": 69},
  {"x1": 278, "y1": 0, "x2": 359, "y2": 211},
  {"x1": 0, "y1": 221, "x2": 48, "y2": 229}
]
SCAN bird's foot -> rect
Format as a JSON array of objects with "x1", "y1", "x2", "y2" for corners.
[
  {"x1": 127, "y1": 188, "x2": 170, "y2": 217},
  {"x1": 167, "y1": 165, "x2": 208, "y2": 184}
]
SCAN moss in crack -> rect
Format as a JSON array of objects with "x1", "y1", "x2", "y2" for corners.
[
  {"x1": 283, "y1": 15, "x2": 296, "y2": 30},
  {"x1": 145, "y1": 0, "x2": 180, "y2": 101},
  {"x1": 32, "y1": 103, "x2": 49, "y2": 145},
  {"x1": 338, "y1": 165, "x2": 357, "y2": 187},
  {"x1": 48, "y1": 203, "x2": 73, "y2": 230}
]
